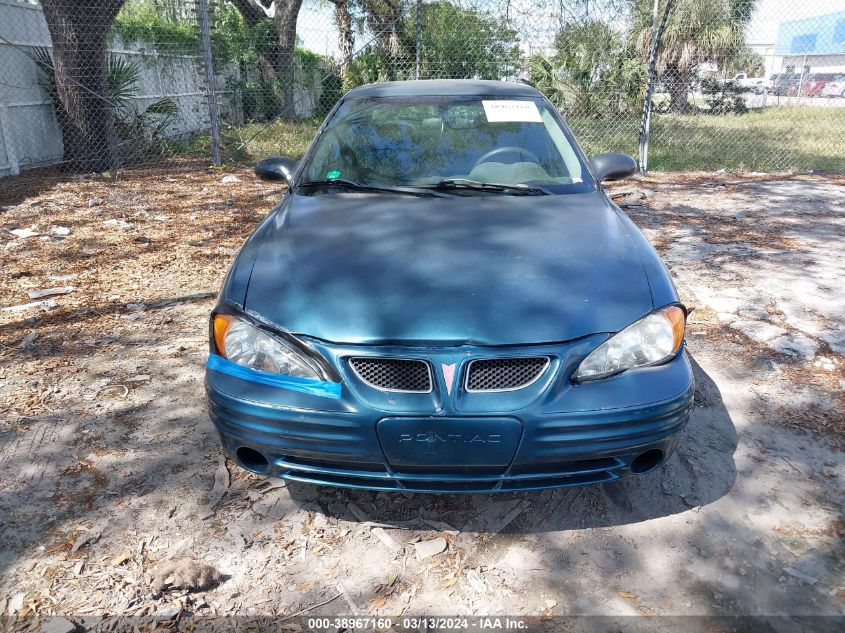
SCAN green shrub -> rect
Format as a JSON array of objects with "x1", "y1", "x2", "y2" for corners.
[{"x1": 701, "y1": 77, "x2": 749, "y2": 115}]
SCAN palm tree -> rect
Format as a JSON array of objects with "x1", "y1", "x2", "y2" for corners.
[
  {"x1": 633, "y1": 0, "x2": 756, "y2": 112},
  {"x1": 526, "y1": 53, "x2": 570, "y2": 110},
  {"x1": 40, "y1": 0, "x2": 129, "y2": 171},
  {"x1": 360, "y1": 0, "x2": 406, "y2": 80},
  {"x1": 228, "y1": 0, "x2": 306, "y2": 118},
  {"x1": 327, "y1": 0, "x2": 356, "y2": 90}
]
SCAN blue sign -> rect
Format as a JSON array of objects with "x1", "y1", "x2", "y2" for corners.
[{"x1": 776, "y1": 11, "x2": 845, "y2": 55}]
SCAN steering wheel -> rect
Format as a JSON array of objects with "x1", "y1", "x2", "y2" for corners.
[{"x1": 472, "y1": 146, "x2": 541, "y2": 169}]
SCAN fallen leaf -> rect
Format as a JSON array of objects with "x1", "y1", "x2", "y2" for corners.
[
  {"x1": 783, "y1": 566, "x2": 818, "y2": 585},
  {"x1": 372, "y1": 527, "x2": 401, "y2": 550},
  {"x1": 111, "y1": 552, "x2": 132, "y2": 566},
  {"x1": 151, "y1": 559, "x2": 222, "y2": 593},
  {"x1": 414, "y1": 536, "x2": 447, "y2": 559},
  {"x1": 10, "y1": 228, "x2": 39, "y2": 238},
  {"x1": 27, "y1": 286, "x2": 75, "y2": 299},
  {"x1": 466, "y1": 569, "x2": 486, "y2": 593}
]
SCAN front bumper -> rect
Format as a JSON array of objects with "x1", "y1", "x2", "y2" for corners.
[{"x1": 205, "y1": 339, "x2": 694, "y2": 493}]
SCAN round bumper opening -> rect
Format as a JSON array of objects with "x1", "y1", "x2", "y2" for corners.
[
  {"x1": 236, "y1": 447, "x2": 269, "y2": 474},
  {"x1": 631, "y1": 448, "x2": 664, "y2": 474}
]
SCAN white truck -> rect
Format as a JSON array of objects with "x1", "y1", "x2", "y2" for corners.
[{"x1": 727, "y1": 72, "x2": 771, "y2": 94}]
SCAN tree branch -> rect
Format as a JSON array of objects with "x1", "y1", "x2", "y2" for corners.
[{"x1": 229, "y1": 0, "x2": 271, "y2": 26}]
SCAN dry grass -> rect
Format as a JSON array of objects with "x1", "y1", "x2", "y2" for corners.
[{"x1": 218, "y1": 118, "x2": 323, "y2": 164}]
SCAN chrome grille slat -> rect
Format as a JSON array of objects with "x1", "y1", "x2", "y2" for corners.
[
  {"x1": 465, "y1": 357, "x2": 549, "y2": 392},
  {"x1": 348, "y1": 357, "x2": 432, "y2": 393}
]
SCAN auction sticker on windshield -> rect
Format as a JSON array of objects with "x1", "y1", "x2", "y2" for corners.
[{"x1": 482, "y1": 100, "x2": 542, "y2": 123}]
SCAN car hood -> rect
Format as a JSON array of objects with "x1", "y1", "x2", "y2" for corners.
[{"x1": 243, "y1": 191, "x2": 655, "y2": 345}]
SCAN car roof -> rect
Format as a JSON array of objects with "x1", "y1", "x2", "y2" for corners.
[{"x1": 344, "y1": 79, "x2": 542, "y2": 99}]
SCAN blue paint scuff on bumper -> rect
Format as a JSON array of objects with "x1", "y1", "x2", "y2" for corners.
[{"x1": 206, "y1": 354, "x2": 342, "y2": 400}]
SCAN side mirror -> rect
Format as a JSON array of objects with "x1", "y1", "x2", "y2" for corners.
[
  {"x1": 590, "y1": 153, "x2": 637, "y2": 183},
  {"x1": 255, "y1": 156, "x2": 299, "y2": 183}
]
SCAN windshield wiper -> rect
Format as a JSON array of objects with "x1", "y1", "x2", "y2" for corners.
[
  {"x1": 424, "y1": 178, "x2": 551, "y2": 195},
  {"x1": 297, "y1": 179, "x2": 447, "y2": 197}
]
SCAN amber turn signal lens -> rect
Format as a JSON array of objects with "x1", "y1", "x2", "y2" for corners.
[
  {"x1": 213, "y1": 314, "x2": 233, "y2": 357},
  {"x1": 662, "y1": 306, "x2": 686, "y2": 353}
]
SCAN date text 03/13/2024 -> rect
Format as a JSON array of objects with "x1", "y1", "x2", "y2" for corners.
[{"x1": 306, "y1": 617, "x2": 529, "y2": 630}]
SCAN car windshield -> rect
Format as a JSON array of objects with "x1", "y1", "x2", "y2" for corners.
[{"x1": 300, "y1": 95, "x2": 595, "y2": 195}]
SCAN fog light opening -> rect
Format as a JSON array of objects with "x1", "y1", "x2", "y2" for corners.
[
  {"x1": 236, "y1": 447, "x2": 269, "y2": 474},
  {"x1": 631, "y1": 449, "x2": 664, "y2": 474}
]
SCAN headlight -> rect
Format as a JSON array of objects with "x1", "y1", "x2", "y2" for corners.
[
  {"x1": 575, "y1": 306, "x2": 685, "y2": 381},
  {"x1": 212, "y1": 314, "x2": 328, "y2": 379}
]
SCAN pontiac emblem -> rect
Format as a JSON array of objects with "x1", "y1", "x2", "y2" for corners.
[{"x1": 441, "y1": 363, "x2": 456, "y2": 394}]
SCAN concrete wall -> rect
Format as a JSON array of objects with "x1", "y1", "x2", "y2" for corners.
[
  {"x1": 0, "y1": 0, "x2": 63, "y2": 176},
  {"x1": 0, "y1": 0, "x2": 229, "y2": 176},
  {"x1": 0, "y1": 0, "x2": 323, "y2": 177}
]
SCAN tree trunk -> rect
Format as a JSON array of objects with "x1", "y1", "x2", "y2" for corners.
[
  {"x1": 273, "y1": 0, "x2": 304, "y2": 119},
  {"x1": 363, "y1": 0, "x2": 402, "y2": 81},
  {"x1": 386, "y1": 25, "x2": 399, "y2": 81},
  {"x1": 384, "y1": 2, "x2": 401, "y2": 82},
  {"x1": 229, "y1": 1, "x2": 307, "y2": 120},
  {"x1": 41, "y1": 0, "x2": 127, "y2": 172},
  {"x1": 229, "y1": 0, "x2": 283, "y2": 96},
  {"x1": 333, "y1": 1, "x2": 355, "y2": 90},
  {"x1": 667, "y1": 66, "x2": 692, "y2": 113}
]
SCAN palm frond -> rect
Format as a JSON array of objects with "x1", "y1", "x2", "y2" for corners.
[
  {"x1": 143, "y1": 98, "x2": 179, "y2": 116},
  {"x1": 634, "y1": 0, "x2": 750, "y2": 71},
  {"x1": 107, "y1": 55, "x2": 142, "y2": 109},
  {"x1": 28, "y1": 47, "x2": 58, "y2": 100}
]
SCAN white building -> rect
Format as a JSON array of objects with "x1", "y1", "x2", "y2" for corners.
[{"x1": 776, "y1": 11, "x2": 845, "y2": 74}]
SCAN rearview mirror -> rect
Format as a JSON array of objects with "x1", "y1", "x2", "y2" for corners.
[
  {"x1": 590, "y1": 153, "x2": 637, "y2": 183},
  {"x1": 255, "y1": 156, "x2": 299, "y2": 183}
]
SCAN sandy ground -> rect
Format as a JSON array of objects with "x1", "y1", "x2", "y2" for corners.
[{"x1": 0, "y1": 168, "x2": 842, "y2": 623}]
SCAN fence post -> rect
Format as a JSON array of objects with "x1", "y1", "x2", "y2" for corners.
[
  {"x1": 638, "y1": 0, "x2": 660, "y2": 174},
  {"x1": 797, "y1": 52, "x2": 807, "y2": 98},
  {"x1": 0, "y1": 104, "x2": 20, "y2": 176},
  {"x1": 638, "y1": 0, "x2": 673, "y2": 174},
  {"x1": 415, "y1": 0, "x2": 422, "y2": 80},
  {"x1": 198, "y1": 0, "x2": 221, "y2": 166}
]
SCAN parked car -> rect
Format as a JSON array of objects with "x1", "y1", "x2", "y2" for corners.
[
  {"x1": 205, "y1": 80, "x2": 693, "y2": 493},
  {"x1": 801, "y1": 73, "x2": 841, "y2": 97},
  {"x1": 727, "y1": 72, "x2": 769, "y2": 94},
  {"x1": 819, "y1": 74, "x2": 845, "y2": 97},
  {"x1": 770, "y1": 73, "x2": 801, "y2": 96}
]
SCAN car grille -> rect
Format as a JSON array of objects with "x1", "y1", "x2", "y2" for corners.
[
  {"x1": 465, "y1": 357, "x2": 549, "y2": 392},
  {"x1": 348, "y1": 357, "x2": 432, "y2": 393}
]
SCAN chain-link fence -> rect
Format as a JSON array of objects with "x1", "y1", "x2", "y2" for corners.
[{"x1": 1, "y1": 0, "x2": 843, "y2": 178}]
